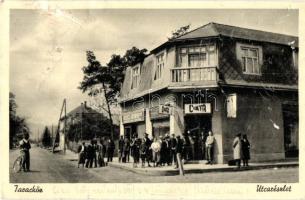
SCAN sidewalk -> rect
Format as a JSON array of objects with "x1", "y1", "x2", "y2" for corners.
[
  {"x1": 108, "y1": 158, "x2": 298, "y2": 176},
  {"x1": 53, "y1": 149, "x2": 298, "y2": 176}
]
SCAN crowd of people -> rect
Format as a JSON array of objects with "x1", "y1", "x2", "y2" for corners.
[
  {"x1": 118, "y1": 133, "x2": 184, "y2": 168},
  {"x1": 77, "y1": 131, "x2": 251, "y2": 169},
  {"x1": 117, "y1": 131, "x2": 218, "y2": 168},
  {"x1": 77, "y1": 138, "x2": 115, "y2": 168}
]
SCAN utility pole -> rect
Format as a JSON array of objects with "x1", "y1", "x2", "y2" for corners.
[{"x1": 64, "y1": 99, "x2": 67, "y2": 154}]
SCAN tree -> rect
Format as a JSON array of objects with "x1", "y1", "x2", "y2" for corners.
[
  {"x1": 168, "y1": 24, "x2": 191, "y2": 40},
  {"x1": 9, "y1": 92, "x2": 29, "y2": 148},
  {"x1": 42, "y1": 126, "x2": 52, "y2": 147},
  {"x1": 79, "y1": 47, "x2": 147, "y2": 139}
]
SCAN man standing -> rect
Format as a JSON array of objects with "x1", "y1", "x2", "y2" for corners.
[
  {"x1": 19, "y1": 132, "x2": 31, "y2": 172},
  {"x1": 160, "y1": 136, "x2": 167, "y2": 166},
  {"x1": 97, "y1": 139, "x2": 105, "y2": 167},
  {"x1": 123, "y1": 137, "x2": 130, "y2": 163},
  {"x1": 175, "y1": 135, "x2": 183, "y2": 169},
  {"x1": 77, "y1": 142, "x2": 86, "y2": 168},
  {"x1": 85, "y1": 141, "x2": 94, "y2": 168},
  {"x1": 92, "y1": 140, "x2": 98, "y2": 168},
  {"x1": 144, "y1": 133, "x2": 152, "y2": 167},
  {"x1": 118, "y1": 136, "x2": 124, "y2": 163},
  {"x1": 170, "y1": 134, "x2": 177, "y2": 165},
  {"x1": 107, "y1": 138, "x2": 115, "y2": 162},
  {"x1": 205, "y1": 131, "x2": 215, "y2": 165}
]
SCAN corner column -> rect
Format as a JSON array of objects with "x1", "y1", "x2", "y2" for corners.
[
  {"x1": 145, "y1": 108, "x2": 153, "y2": 138},
  {"x1": 119, "y1": 114, "x2": 124, "y2": 136}
]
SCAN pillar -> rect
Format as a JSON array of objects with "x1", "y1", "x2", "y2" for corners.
[
  {"x1": 145, "y1": 108, "x2": 153, "y2": 138},
  {"x1": 119, "y1": 115, "x2": 124, "y2": 136}
]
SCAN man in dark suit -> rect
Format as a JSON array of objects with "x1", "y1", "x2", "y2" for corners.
[
  {"x1": 118, "y1": 136, "x2": 124, "y2": 162},
  {"x1": 144, "y1": 133, "x2": 152, "y2": 167},
  {"x1": 123, "y1": 137, "x2": 130, "y2": 163},
  {"x1": 169, "y1": 134, "x2": 177, "y2": 165},
  {"x1": 106, "y1": 138, "x2": 115, "y2": 162},
  {"x1": 175, "y1": 135, "x2": 183, "y2": 169}
]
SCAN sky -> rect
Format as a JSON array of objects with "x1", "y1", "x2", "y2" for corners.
[{"x1": 9, "y1": 9, "x2": 298, "y2": 134}]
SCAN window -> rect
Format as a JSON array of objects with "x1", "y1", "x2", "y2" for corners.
[
  {"x1": 179, "y1": 44, "x2": 216, "y2": 68},
  {"x1": 240, "y1": 46, "x2": 260, "y2": 74},
  {"x1": 131, "y1": 66, "x2": 140, "y2": 89},
  {"x1": 189, "y1": 53, "x2": 207, "y2": 67},
  {"x1": 154, "y1": 53, "x2": 165, "y2": 80}
]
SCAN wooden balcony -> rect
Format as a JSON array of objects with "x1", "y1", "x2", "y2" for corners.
[
  {"x1": 171, "y1": 66, "x2": 218, "y2": 82},
  {"x1": 169, "y1": 66, "x2": 219, "y2": 91}
]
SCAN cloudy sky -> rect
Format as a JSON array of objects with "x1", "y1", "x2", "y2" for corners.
[{"x1": 10, "y1": 9, "x2": 298, "y2": 132}]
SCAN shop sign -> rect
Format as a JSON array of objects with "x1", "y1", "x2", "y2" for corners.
[
  {"x1": 122, "y1": 109, "x2": 144, "y2": 124},
  {"x1": 159, "y1": 105, "x2": 172, "y2": 115},
  {"x1": 150, "y1": 105, "x2": 170, "y2": 120},
  {"x1": 185, "y1": 103, "x2": 211, "y2": 114},
  {"x1": 227, "y1": 94, "x2": 237, "y2": 118}
]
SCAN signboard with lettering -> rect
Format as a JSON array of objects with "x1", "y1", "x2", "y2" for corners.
[
  {"x1": 227, "y1": 94, "x2": 237, "y2": 118},
  {"x1": 150, "y1": 105, "x2": 171, "y2": 120},
  {"x1": 158, "y1": 105, "x2": 172, "y2": 115},
  {"x1": 184, "y1": 103, "x2": 211, "y2": 114},
  {"x1": 122, "y1": 109, "x2": 144, "y2": 124}
]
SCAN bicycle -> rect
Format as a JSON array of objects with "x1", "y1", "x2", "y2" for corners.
[{"x1": 12, "y1": 153, "x2": 25, "y2": 173}]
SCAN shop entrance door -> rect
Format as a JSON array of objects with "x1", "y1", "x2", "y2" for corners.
[
  {"x1": 282, "y1": 104, "x2": 298, "y2": 158},
  {"x1": 184, "y1": 115, "x2": 212, "y2": 160}
]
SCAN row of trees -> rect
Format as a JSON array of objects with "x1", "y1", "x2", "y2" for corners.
[{"x1": 9, "y1": 92, "x2": 29, "y2": 148}]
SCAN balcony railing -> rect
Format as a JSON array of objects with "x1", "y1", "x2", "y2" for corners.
[{"x1": 171, "y1": 66, "x2": 218, "y2": 82}]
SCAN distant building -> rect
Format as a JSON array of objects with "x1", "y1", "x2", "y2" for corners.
[
  {"x1": 119, "y1": 22, "x2": 298, "y2": 163},
  {"x1": 57, "y1": 101, "x2": 117, "y2": 151}
]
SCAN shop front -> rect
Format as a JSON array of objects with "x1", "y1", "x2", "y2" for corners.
[
  {"x1": 122, "y1": 109, "x2": 145, "y2": 139},
  {"x1": 150, "y1": 105, "x2": 171, "y2": 139},
  {"x1": 183, "y1": 102, "x2": 213, "y2": 160}
]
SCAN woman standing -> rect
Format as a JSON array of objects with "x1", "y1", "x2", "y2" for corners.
[
  {"x1": 151, "y1": 137, "x2": 161, "y2": 167},
  {"x1": 232, "y1": 133, "x2": 242, "y2": 168},
  {"x1": 241, "y1": 134, "x2": 250, "y2": 167},
  {"x1": 140, "y1": 138, "x2": 147, "y2": 168}
]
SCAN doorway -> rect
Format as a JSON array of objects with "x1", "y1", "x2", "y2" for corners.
[
  {"x1": 184, "y1": 114, "x2": 212, "y2": 160},
  {"x1": 282, "y1": 104, "x2": 298, "y2": 158}
]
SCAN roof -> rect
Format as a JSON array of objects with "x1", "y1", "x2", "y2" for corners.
[
  {"x1": 120, "y1": 54, "x2": 155, "y2": 100},
  {"x1": 153, "y1": 22, "x2": 298, "y2": 52},
  {"x1": 66, "y1": 104, "x2": 101, "y2": 118}
]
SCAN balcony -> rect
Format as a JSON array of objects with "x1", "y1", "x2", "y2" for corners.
[
  {"x1": 170, "y1": 66, "x2": 218, "y2": 90},
  {"x1": 171, "y1": 66, "x2": 218, "y2": 82}
]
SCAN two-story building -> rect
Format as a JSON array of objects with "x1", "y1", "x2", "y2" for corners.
[{"x1": 119, "y1": 22, "x2": 298, "y2": 164}]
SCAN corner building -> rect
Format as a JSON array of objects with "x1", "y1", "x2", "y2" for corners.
[{"x1": 119, "y1": 22, "x2": 299, "y2": 164}]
